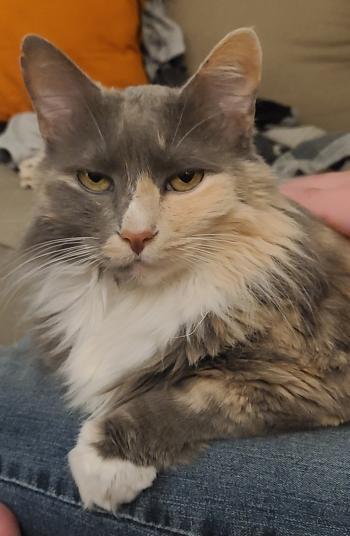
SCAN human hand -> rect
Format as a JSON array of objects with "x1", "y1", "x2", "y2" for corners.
[
  {"x1": 280, "y1": 171, "x2": 350, "y2": 237},
  {"x1": 0, "y1": 504, "x2": 20, "y2": 536}
]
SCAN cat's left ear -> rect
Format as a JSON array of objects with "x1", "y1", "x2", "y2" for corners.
[
  {"x1": 181, "y1": 28, "x2": 262, "y2": 139},
  {"x1": 21, "y1": 35, "x2": 102, "y2": 145}
]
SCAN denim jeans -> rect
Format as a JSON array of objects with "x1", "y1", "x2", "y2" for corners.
[{"x1": 1, "y1": 339, "x2": 350, "y2": 536}]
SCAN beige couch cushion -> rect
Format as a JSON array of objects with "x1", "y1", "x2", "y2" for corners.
[
  {"x1": 169, "y1": 0, "x2": 350, "y2": 131},
  {"x1": 0, "y1": 166, "x2": 33, "y2": 248}
]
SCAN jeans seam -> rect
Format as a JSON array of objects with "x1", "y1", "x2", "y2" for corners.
[
  {"x1": 0, "y1": 474, "x2": 79, "y2": 507},
  {"x1": 0, "y1": 475, "x2": 196, "y2": 536}
]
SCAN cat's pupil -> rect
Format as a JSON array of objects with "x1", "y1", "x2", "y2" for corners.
[
  {"x1": 89, "y1": 172, "x2": 104, "y2": 183},
  {"x1": 179, "y1": 170, "x2": 195, "y2": 183}
]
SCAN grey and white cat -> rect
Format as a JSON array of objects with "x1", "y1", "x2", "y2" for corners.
[{"x1": 16, "y1": 29, "x2": 350, "y2": 511}]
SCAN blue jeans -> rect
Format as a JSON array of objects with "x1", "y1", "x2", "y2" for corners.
[{"x1": 1, "y1": 339, "x2": 350, "y2": 536}]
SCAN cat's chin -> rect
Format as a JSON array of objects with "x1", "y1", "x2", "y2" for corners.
[
  {"x1": 109, "y1": 258, "x2": 185, "y2": 287},
  {"x1": 114, "y1": 259, "x2": 149, "y2": 280}
]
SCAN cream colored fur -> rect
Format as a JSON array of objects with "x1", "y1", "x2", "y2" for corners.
[{"x1": 28, "y1": 172, "x2": 305, "y2": 416}]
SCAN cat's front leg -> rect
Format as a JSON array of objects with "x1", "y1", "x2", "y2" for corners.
[
  {"x1": 69, "y1": 419, "x2": 157, "y2": 511},
  {"x1": 68, "y1": 384, "x2": 221, "y2": 511},
  {"x1": 69, "y1": 363, "x2": 345, "y2": 512}
]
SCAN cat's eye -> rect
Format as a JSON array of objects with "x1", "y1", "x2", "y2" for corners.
[
  {"x1": 76, "y1": 170, "x2": 114, "y2": 193},
  {"x1": 167, "y1": 170, "x2": 205, "y2": 192}
]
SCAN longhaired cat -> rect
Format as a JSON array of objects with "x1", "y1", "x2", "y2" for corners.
[{"x1": 15, "y1": 29, "x2": 350, "y2": 511}]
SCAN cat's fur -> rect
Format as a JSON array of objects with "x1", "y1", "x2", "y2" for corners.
[{"x1": 16, "y1": 29, "x2": 350, "y2": 511}]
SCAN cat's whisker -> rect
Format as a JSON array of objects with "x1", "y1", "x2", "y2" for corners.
[
  {"x1": 178, "y1": 255, "x2": 203, "y2": 268},
  {"x1": 24, "y1": 236, "x2": 98, "y2": 247},
  {"x1": 9, "y1": 246, "x2": 96, "y2": 268},
  {"x1": 23, "y1": 249, "x2": 99, "y2": 276},
  {"x1": 179, "y1": 250, "x2": 223, "y2": 262},
  {"x1": 22, "y1": 237, "x2": 99, "y2": 255},
  {"x1": 3, "y1": 257, "x2": 97, "y2": 301},
  {"x1": 2, "y1": 248, "x2": 99, "y2": 291},
  {"x1": 25, "y1": 256, "x2": 103, "y2": 316},
  {"x1": 182, "y1": 237, "x2": 241, "y2": 245},
  {"x1": 181, "y1": 243, "x2": 229, "y2": 252},
  {"x1": 186, "y1": 236, "x2": 281, "y2": 248},
  {"x1": 184, "y1": 234, "x2": 237, "y2": 244},
  {"x1": 184, "y1": 235, "x2": 307, "y2": 256},
  {"x1": 182, "y1": 235, "x2": 238, "y2": 240},
  {"x1": 180, "y1": 238, "x2": 304, "y2": 262},
  {"x1": 3, "y1": 265, "x2": 96, "y2": 316},
  {"x1": 170, "y1": 249, "x2": 206, "y2": 268},
  {"x1": 189, "y1": 233, "x2": 238, "y2": 236},
  {"x1": 177, "y1": 244, "x2": 307, "y2": 332},
  {"x1": 2, "y1": 237, "x2": 99, "y2": 272},
  {"x1": 1, "y1": 237, "x2": 96, "y2": 264},
  {"x1": 179, "y1": 239, "x2": 240, "y2": 248},
  {"x1": 172, "y1": 312, "x2": 209, "y2": 340},
  {"x1": 177, "y1": 245, "x2": 233, "y2": 260},
  {"x1": 174, "y1": 254, "x2": 202, "y2": 267},
  {"x1": 1, "y1": 245, "x2": 98, "y2": 282},
  {"x1": 82, "y1": 97, "x2": 107, "y2": 153},
  {"x1": 175, "y1": 249, "x2": 216, "y2": 267},
  {"x1": 1, "y1": 253, "x2": 100, "y2": 312},
  {"x1": 26, "y1": 236, "x2": 98, "y2": 246},
  {"x1": 176, "y1": 245, "x2": 221, "y2": 259},
  {"x1": 124, "y1": 161, "x2": 133, "y2": 191},
  {"x1": 22, "y1": 242, "x2": 98, "y2": 259},
  {"x1": 175, "y1": 111, "x2": 223, "y2": 149},
  {"x1": 171, "y1": 99, "x2": 187, "y2": 146}
]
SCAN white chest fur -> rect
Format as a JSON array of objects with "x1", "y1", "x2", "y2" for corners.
[{"x1": 32, "y1": 264, "x2": 230, "y2": 414}]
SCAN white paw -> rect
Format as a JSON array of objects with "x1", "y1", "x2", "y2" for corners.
[{"x1": 68, "y1": 421, "x2": 157, "y2": 511}]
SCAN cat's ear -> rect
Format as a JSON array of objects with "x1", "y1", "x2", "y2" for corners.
[
  {"x1": 21, "y1": 35, "x2": 101, "y2": 144},
  {"x1": 182, "y1": 28, "x2": 262, "y2": 139}
]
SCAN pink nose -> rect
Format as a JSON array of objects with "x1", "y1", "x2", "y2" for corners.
[{"x1": 120, "y1": 229, "x2": 157, "y2": 255}]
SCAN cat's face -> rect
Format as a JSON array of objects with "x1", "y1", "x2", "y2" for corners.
[{"x1": 22, "y1": 29, "x2": 274, "y2": 286}]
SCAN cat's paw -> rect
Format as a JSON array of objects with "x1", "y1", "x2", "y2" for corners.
[{"x1": 68, "y1": 420, "x2": 156, "y2": 511}]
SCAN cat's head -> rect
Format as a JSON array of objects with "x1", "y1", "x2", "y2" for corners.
[{"x1": 21, "y1": 29, "x2": 284, "y2": 287}]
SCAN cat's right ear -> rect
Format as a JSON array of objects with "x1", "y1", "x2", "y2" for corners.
[
  {"x1": 181, "y1": 28, "x2": 262, "y2": 141},
  {"x1": 21, "y1": 35, "x2": 101, "y2": 144}
]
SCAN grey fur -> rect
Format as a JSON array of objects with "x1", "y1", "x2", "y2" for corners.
[
  {"x1": 22, "y1": 35, "x2": 257, "y2": 243},
  {"x1": 18, "y1": 34, "x2": 350, "y2": 508}
]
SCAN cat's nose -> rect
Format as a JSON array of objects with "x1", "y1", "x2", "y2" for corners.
[{"x1": 119, "y1": 229, "x2": 158, "y2": 255}]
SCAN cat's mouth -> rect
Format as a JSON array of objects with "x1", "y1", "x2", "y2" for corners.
[
  {"x1": 103, "y1": 243, "x2": 182, "y2": 284},
  {"x1": 118, "y1": 258, "x2": 146, "y2": 271},
  {"x1": 107, "y1": 254, "x2": 175, "y2": 285},
  {"x1": 110, "y1": 257, "x2": 155, "y2": 279}
]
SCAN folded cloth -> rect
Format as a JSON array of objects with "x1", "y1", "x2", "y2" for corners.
[
  {"x1": 265, "y1": 125, "x2": 325, "y2": 149},
  {"x1": 142, "y1": 0, "x2": 188, "y2": 86},
  {"x1": 253, "y1": 100, "x2": 350, "y2": 177},
  {"x1": 0, "y1": 112, "x2": 43, "y2": 168},
  {"x1": 272, "y1": 133, "x2": 350, "y2": 178}
]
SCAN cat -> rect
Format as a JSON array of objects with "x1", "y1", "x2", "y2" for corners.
[{"x1": 16, "y1": 28, "x2": 350, "y2": 511}]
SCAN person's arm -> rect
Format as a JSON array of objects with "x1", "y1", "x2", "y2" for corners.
[{"x1": 280, "y1": 171, "x2": 350, "y2": 237}]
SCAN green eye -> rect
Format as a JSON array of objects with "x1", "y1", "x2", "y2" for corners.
[
  {"x1": 76, "y1": 170, "x2": 113, "y2": 193},
  {"x1": 167, "y1": 170, "x2": 205, "y2": 192}
]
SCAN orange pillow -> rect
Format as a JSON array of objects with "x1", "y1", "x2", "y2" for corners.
[{"x1": 0, "y1": 0, "x2": 148, "y2": 120}]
